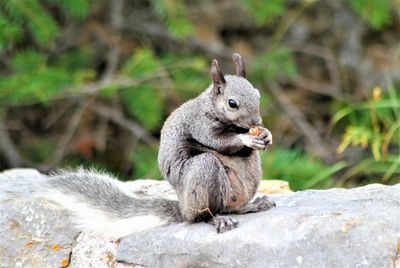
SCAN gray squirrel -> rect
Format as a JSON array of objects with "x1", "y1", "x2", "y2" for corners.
[
  {"x1": 158, "y1": 53, "x2": 275, "y2": 232},
  {"x1": 2, "y1": 53, "x2": 275, "y2": 239}
]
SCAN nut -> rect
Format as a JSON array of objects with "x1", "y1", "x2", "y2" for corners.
[{"x1": 249, "y1": 127, "x2": 261, "y2": 136}]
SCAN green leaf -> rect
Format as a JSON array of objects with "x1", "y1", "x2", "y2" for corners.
[
  {"x1": 121, "y1": 86, "x2": 163, "y2": 130},
  {"x1": 371, "y1": 135, "x2": 382, "y2": 161},
  {"x1": 1, "y1": 0, "x2": 26, "y2": 23},
  {"x1": 22, "y1": 139, "x2": 56, "y2": 162},
  {"x1": 1, "y1": 69, "x2": 69, "y2": 104},
  {"x1": 331, "y1": 100, "x2": 400, "y2": 128},
  {"x1": 252, "y1": 48, "x2": 297, "y2": 80},
  {"x1": 348, "y1": 0, "x2": 391, "y2": 29},
  {"x1": 99, "y1": 85, "x2": 119, "y2": 98},
  {"x1": 0, "y1": 50, "x2": 70, "y2": 105},
  {"x1": 72, "y1": 69, "x2": 96, "y2": 85},
  {"x1": 122, "y1": 49, "x2": 160, "y2": 79},
  {"x1": 302, "y1": 162, "x2": 347, "y2": 189},
  {"x1": 167, "y1": 56, "x2": 209, "y2": 97},
  {"x1": 260, "y1": 91, "x2": 271, "y2": 110},
  {"x1": 13, "y1": 0, "x2": 59, "y2": 46},
  {"x1": 131, "y1": 145, "x2": 162, "y2": 179},
  {"x1": 382, "y1": 155, "x2": 400, "y2": 182},
  {"x1": 55, "y1": 49, "x2": 95, "y2": 71},
  {"x1": 45, "y1": 0, "x2": 90, "y2": 18},
  {"x1": 261, "y1": 147, "x2": 337, "y2": 190},
  {"x1": 240, "y1": 0, "x2": 285, "y2": 25},
  {"x1": 0, "y1": 0, "x2": 90, "y2": 48},
  {"x1": 343, "y1": 155, "x2": 400, "y2": 183},
  {"x1": 0, "y1": 12, "x2": 22, "y2": 48},
  {"x1": 151, "y1": 0, "x2": 193, "y2": 37},
  {"x1": 337, "y1": 126, "x2": 372, "y2": 154},
  {"x1": 11, "y1": 50, "x2": 46, "y2": 72},
  {"x1": 331, "y1": 86, "x2": 400, "y2": 183},
  {"x1": 388, "y1": 85, "x2": 400, "y2": 120}
]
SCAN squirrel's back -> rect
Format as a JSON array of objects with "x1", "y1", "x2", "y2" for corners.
[{"x1": 158, "y1": 92, "x2": 210, "y2": 182}]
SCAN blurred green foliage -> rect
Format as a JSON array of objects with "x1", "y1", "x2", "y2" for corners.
[
  {"x1": 0, "y1": 0, "x2": 398, "y2": 190},
  {"x1": 240, "y1": 0, "x2": 286, "y2": 25},
  {"x1": 333, "y1": 86, "x2": 400, "y2": 185},
  {"x1": 0, "y1": 50, "x2": 70, "y2": 105},
  {"x1": 131, "y1": 145, "x2": 161, "y2": 179},
  {"x1": 348, "y1": 0, "x2": 391, "y2": 29},
  {"x1": 152, "y1": 0, "x2": 193, "y2": 37},
  {"x1": 0, "y1": 0, "x2": 89, "y2": 48},
  {"x1": 261, "y1": 148, "x2": 346, "y2": 190},
  {"x1": 251, "y1": 48, "x2": 297, "y2": 80}
]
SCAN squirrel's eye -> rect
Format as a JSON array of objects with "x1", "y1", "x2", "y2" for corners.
[{"x1": 228, "y1": 99, "x2": 238, "y2": 109}]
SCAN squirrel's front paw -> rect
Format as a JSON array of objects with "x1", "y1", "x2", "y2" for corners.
[
  {"x1": 240, "y1": 128, "x2": 272, "y2": 150},
  {"x1": 240, "y1": 134, "x2": 266, "y2": 149},
  {"x1": 258, "y1": 127, "x2": 273, "y2": 148}
]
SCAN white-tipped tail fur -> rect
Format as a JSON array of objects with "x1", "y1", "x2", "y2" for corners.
[
  {"x1": 44, "y1": 191, "x2": 167, "y2": 240},
  {"x1": 44, "y1": 168, "x2": 179, "y2": 239},
  {"x1": 1, "y1": 168, "x2": 180, "y2": 240}
]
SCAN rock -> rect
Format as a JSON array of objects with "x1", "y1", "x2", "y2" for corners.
[
  {"x1": 126, "y1": 179, "x2": 177, "y2": 200},
  {"x1": 69, "y1": 232, "x2": 137, "y2": 268},
  {"x1": 117, "y1": 184, "x2": 400, "y2": 268},
  {"x1": 0, "y1": 169, "x2": 78, "y2": 268},
  {"x1": 1, "y1": 169, "x2": 400, "y2": 268},
  {"x1": 0, "y1": 169, "x2": 170, "y2": 268},
  {"x1": 257, "y1": 179, "x2": 292, "y2": 194}
]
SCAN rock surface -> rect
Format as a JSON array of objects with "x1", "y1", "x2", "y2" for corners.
[
  {"x1": 0, "y1": 169, "x2": 78, "y2": 268},
  {"x1": 1, "y1": 169, "x2": 400, "y2": 268}
]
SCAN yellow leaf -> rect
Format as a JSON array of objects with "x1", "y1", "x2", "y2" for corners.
[
  {"x1": 372, "y1": 86, "x2": 382, "y2": 101},
  {"x1": 337, "y1": 134, "x2": 351, "y2": 154},
  {"x1": 372, "y1": 139, "x2": 382, "y2": 161}
]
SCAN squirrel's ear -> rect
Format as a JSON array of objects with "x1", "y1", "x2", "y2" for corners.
[
  {"x1": 211, "y1": 59, "x2": 226, "y2": 94},
  {"x1": 232, "y1": 53, "x2": 246, "y2": 78}
]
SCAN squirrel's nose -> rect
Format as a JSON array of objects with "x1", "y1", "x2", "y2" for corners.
[{"x1": 252, "y1": 117, "x2": 262, "y2": 126}]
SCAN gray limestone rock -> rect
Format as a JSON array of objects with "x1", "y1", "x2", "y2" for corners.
[
  {"x1": 117, "y1": 184, "x2": 400, "y2": 268},
  {"x1": 1, "y1": 169, "x2": 399, "y2": 268},
  {"x1": 0, "y1": 169, "x2": 78, "y2": 268}
]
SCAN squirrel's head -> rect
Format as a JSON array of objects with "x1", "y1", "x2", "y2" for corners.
[{"x1": 210, "y1": 53, "x2": 262, "y2": 130}]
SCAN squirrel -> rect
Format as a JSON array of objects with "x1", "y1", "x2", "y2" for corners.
[
  {"x1": 158, "y1": 53, "x2": 275, "y2": 233},
  {"x1": 1, "y1": 53, "x2": 275, "y2": 239}
]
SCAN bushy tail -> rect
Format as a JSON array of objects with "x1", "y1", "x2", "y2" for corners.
[{"x1": 1, "y1": 168, "x2": 182, "y2": 239}]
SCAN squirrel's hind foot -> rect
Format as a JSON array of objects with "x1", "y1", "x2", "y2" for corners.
[
  {"x1": 213, "y1": 216, "x2": 239, "y2": 233},
  {"x1": 232, "y1": 195, "x2": 276, "y2": 214},
  {"x1": 252, "y1": 195, "x2": 276, "y2": 211}
]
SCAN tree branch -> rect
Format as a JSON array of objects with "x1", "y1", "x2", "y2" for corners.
[
  {"x1": 266, "y1": 79, "x2": 334, "y2": 162},
  {"x1": 0, "y1": 116, "x2": 26, "y2": 167},
  {"x1": 125, "y1": 19, "x2": 233, "y2": 59},
  {"x1": 53, "y1": 99, "x2": 94, "y2": 164},
  {"x1": 89, "y1": 103, "x2": 158, "y2": 147},
  {"x1": 101, "y1": 0, "x2": 124, "y2": 83},
  {"x1": 0, "y1": 115, "x2": 51, "y2": 172}
]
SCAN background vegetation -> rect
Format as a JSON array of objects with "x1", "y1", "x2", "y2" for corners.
[{"x1": 0, "y1": 0, "x2": 399, "y2": 190}]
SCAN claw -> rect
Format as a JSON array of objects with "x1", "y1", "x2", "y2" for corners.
[
  {"x1": 215, "y1": 216, "x2": 239, "y2": 233},
  {"x1": 253, "y1": 195, "x2": 276, "y2": 211}
]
